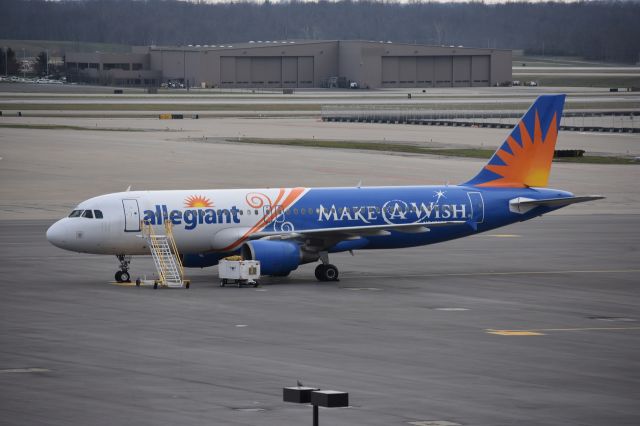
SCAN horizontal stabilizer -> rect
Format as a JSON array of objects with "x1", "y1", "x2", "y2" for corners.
[{"x1": 509, "y1": 195, "x2": 605, "y2": 214}]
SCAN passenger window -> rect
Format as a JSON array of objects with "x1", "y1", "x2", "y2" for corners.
[
  {"x1": 82, "y1": 210, "x2": 94, "y2": 218},
  {"x1": 94, "y1": 210, "x2": 103, "y2": 219},
  {"x1": 300, "y1": 208, "x2": 305, "y2": 215},
  {"x1": 308, "y1": 208, "x2": 313, "y2": 215},
  {"x1": 68, "y1": 210, "x2": 83, "y2": 218},
  {"x1": 294, "y1": 208, "x2": 298, "y2": 215}
]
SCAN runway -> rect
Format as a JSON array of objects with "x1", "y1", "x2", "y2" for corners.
[{"x1": 1, "y1": 215, "x2": 639, "y2": 426}]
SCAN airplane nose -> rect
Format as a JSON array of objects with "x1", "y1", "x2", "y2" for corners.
[{"x1": 46, "y1": 220, "x2": 69, "y2": 249}]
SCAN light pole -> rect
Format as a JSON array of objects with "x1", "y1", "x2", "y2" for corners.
[
  {"x1": 4, "y1": 47, "x2": 7, "y2": 77},
  {"x1": 22, "y1": 48, "x2": 25, "y2": 78},
  {"x1": 46, "y1": 49, "x2": 49, "y2": 76},
  {"x1": 283, "y1": 386, "x2": 349, "y2": 426}
]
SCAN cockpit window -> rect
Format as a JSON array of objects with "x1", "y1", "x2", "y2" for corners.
[
  {"x1": 82, "y1": 210, "x2": 94, "y2": 219},
  {"x1": 68, "y1": 210, "x2": 83, "y2": 218},
  {"x1": 94, "y1": 210, "x2": 103, "y2": 219}
]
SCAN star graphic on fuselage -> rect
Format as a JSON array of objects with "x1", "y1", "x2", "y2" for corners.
[{"x1": 434, "y1": 190, "x2": 446, "y2": 204}]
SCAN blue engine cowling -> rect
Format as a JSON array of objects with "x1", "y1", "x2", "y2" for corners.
[
  {"x1": 181, "y1": 253, "x2": 225, "y2": 268},
  {"x1": 241, "y1": 240, "x2": 301, "y2": 276}
]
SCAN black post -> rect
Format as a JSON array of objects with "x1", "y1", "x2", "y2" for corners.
[{"x1": 313, "y1": 404, "x2": 318, "y2": 426}]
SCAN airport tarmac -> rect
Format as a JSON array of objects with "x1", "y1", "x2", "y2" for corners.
[
  {"x1": 1, "y1": 215, "x2": 639, "y2": 426},
  {"x1": 1, "y1": 107, "x2": 639, "y2": 425}
]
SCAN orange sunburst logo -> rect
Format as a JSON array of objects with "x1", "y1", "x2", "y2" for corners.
[
  {"x1": 478, "y1": 111, "x2": 558, "y2": 188},
  {"x1": 184, "y1": 195, "x2": 214, "y2": 208}
]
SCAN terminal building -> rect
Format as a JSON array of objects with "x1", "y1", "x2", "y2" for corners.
[{"x1": 66, "y1": 40, "x2": 512, "y2": 89}]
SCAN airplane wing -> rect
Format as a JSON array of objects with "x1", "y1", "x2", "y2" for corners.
[
  {"x1": 509, "y1": 195, "x2": 605, "y2": 214},
  {"x1": 252, "y1": 221, "x2": 466, "y2": 240}
]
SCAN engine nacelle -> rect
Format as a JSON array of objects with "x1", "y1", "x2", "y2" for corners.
[
  {"x1": 181, "y1": 253, "x2": 225, "y2": 268},
  {"x1": 241, "y1": 240, "x2": 302, "y2": 276}
]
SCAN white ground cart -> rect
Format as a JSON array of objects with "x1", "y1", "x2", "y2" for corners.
[{"x1": 218, "y1": 260, "x2": 261, "y2": 287}]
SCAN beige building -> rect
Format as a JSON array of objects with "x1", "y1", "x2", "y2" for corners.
[
  {"x1": 65, "y1": 50, "x2": 161, "y2": 86},
  {"x1": 67, "y1": 40, "x2": 511, "y2": 88}
]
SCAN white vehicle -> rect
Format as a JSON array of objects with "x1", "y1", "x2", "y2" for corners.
[{"x1": 219, "y1": 260, "x2": 260, "y2": 287}]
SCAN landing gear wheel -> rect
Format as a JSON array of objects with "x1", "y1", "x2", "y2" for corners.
[
  {"x1": 115, "y1": 254, "x2": 132, "y2": 283},
  {"x1": 322, "y1": 264, "x2": 339, "y2": 281},
  {"x1": 315, "y1": 264, "x2": 326, "y2": 281},
  {"x1": 315, "y1": 264, "x2": 339, "y2": 282}
]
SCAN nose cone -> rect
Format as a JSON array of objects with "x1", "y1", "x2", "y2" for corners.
[{"x1": 46, "y1": 220, "x2": 70, "y2": 250}]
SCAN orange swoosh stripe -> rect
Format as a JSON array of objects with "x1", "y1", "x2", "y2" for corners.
[{"x1": 220, "y1": 187, "x2": 307, "y2": 251}]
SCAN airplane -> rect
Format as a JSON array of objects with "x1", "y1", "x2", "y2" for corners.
[{"x1": 46, "y1": 94, "x2": 603, "y2": 283}]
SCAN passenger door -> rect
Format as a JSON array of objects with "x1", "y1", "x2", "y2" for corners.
[
  {"x1": 466, "y1": 192, "x2": 485, "y2": 224},
  {"x1": 122, "y1": 199, "x2": 141, "y2": 232}
]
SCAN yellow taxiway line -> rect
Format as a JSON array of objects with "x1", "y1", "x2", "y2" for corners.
[{"x1": 486, "y1": 326, "x2": 640, "y2": 336}]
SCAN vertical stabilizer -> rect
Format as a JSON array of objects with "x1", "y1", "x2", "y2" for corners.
[{"x1": 464, "y1": 94, "x2": 566, "y2": 188}]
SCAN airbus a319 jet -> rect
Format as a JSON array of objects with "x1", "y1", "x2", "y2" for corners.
[{"x1": 47, "y1": 94, "x2": 602, "y2": 282}]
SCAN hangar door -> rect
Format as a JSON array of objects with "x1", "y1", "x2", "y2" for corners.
[
  {"x1": 398, "y1": 57, "x2": 417, "y2": 87},
  {"x1": 220, "y1": 57, "x2": 235, "y2": 85},
  {"x1": 471, "y1": 56, "x2": 490, "y2": 87},
  {"x1": 416, "y1": 57, "x2": 435, "y2": 87},
  {"x1": 434, "y1": 57, "x2": 453, "y2": 87},
  {"x1": 221, "y1": 56, "x2": 314, "y2": 87},
  {"x1": 282, "y1": 57, "x2": 298, "y2": 88},
  {"x1": 453, "y1": 56, "x2": 471, "y2": 87},
  {"x1": 235, "y1": 57, "x2": 251, "y2": 86},
  {"x1": 297, "y1": 57, "x2": 314, "y2": 87},
  {"x1": 251, "y1": 57, "x2": 281, "y2": 87}
]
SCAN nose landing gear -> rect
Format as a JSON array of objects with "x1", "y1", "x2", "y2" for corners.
[{"x1": 115, "y1": 254, "x2": 132, "y2": 283}]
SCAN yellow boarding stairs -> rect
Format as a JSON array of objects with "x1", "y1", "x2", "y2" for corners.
[{"x1": 141, "y1": 221, "x2": 189, "y2": 289}]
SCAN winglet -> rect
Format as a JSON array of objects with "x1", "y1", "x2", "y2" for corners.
[{"x1": 464, "y1": 94, "x2": 566, "y2": 188}]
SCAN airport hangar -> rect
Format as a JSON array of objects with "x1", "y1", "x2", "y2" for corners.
[{"x1": 65, "y1": 40, "x2": 512, "y2": 89}]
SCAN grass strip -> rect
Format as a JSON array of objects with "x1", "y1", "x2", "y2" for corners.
[
  {"x1": 222, "y1": 137, "x2": 637, "y2": 165},
  {"x1": 0, "y1": 123, "x2": 149, "y2": 132}
]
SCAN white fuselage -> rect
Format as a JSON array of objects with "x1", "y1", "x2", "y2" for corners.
[{"x1": 46, "y1": 188, "x2": 308, "y2": 255}]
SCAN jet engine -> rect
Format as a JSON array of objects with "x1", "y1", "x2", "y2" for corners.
[{"x1": 241, "y1": 240, "x2": 308, "y2": 276}]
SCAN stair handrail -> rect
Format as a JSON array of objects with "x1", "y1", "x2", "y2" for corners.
[
  {"x1": 141, "y1": 219, "x2": 169, "y2": 284},
  {"x1": 164, "y1": 221, "x2": 185, "y2": 281}
]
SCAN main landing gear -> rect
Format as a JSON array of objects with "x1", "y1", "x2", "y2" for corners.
[
  {"x1": 315, "y1": 264, "x2": 339, "y2": 281},
  {"x1": 115, "y1": 254, "x2": 132, "y2": 283},
  {"x1": 314, "y1": 251, "x2": 339, "y2": 282}
]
